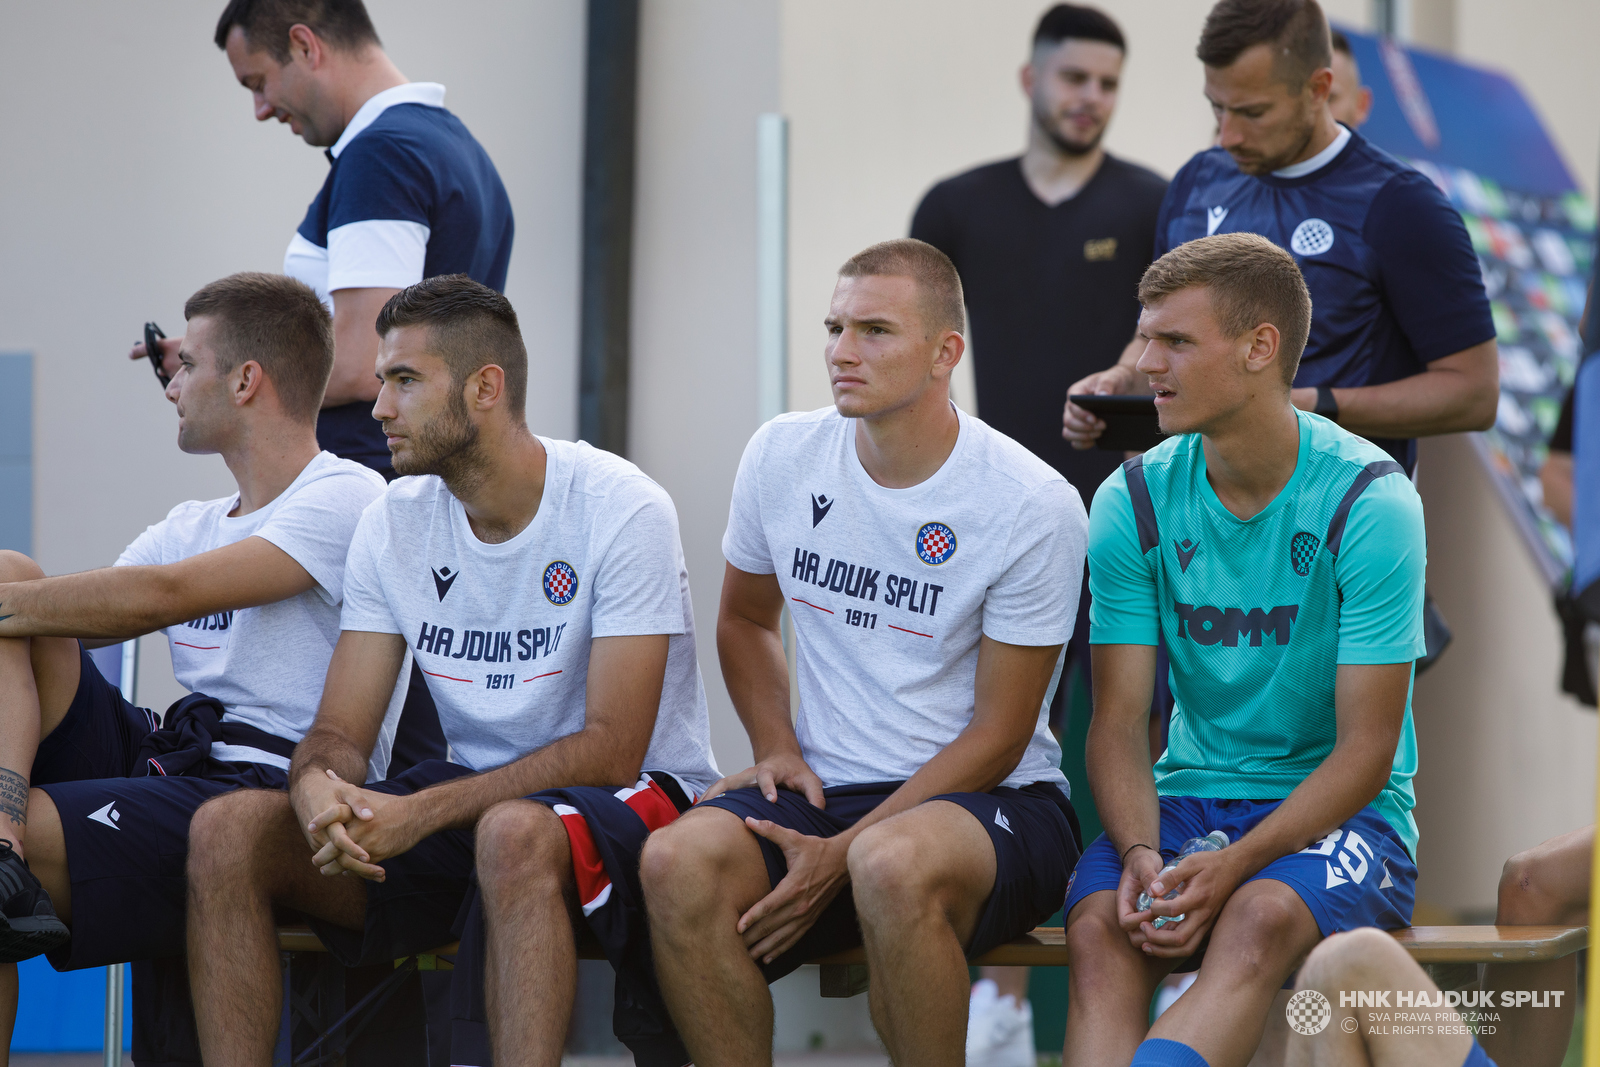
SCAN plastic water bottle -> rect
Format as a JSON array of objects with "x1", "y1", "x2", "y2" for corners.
[{"x1": 1136, "y1": 830, "x2": 1229, "y2": 928}]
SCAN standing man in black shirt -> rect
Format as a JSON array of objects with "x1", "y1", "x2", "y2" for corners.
[{"x1": 909, "y1": 7, "x2": 1165, "y2": 1065}]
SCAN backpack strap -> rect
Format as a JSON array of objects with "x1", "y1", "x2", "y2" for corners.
[
  {"x1": 1121, "y1": 455, "x2": 1161, "y2": 555},
  {"x1": 1325, "y1": 460, "x2": 1406, "y2": 557}
]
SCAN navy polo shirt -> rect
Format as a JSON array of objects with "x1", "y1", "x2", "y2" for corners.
[
  {"x1": 1156, "y1": 127, "x2": 1494, "y2": 471},
  {"x1": 285, "y1": 82, "x2": 514, "y2": 476}
]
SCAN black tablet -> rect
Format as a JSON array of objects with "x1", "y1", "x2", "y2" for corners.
[{"x1": 1068, "y1": 394, "x2": 1167, "y2": 452}]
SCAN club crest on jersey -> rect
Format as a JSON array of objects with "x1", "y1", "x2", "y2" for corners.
[
  {"x1": 543, "y1": 561, "x2": 579, "y2": 606},
  {"x1": 1290, "y1": 218, "x2": 1335, "y2": 256},
  {"x1": 916, "y1": 522, "x2": 957, "y2": 566},
  {"x1": 1290, "y1": 531, "x2": 1321, "y2": 577}
]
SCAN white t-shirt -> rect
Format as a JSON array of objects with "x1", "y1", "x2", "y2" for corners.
[
  {"x1": 117, "y1": 452, "x2": 403, "y2": 778},
  {"x1": 340, "y1": 437, "x2": 720, "y2": 790},
  {"x1": 722, "y1": 406, "x2": 1088, "y2": 791}
]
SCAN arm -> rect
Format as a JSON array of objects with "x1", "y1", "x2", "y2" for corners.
[
  {"x1": 1291, "y1": 338, "x2": 1499, "y2": 437},
  {"x1": 1541, "y1": 452, "x2": 1574, "y2": 527},
  {"x1": 1139, "y1": 660, "x2": 1412, "y2": 957},
  {"x1": 315, "y1": 632, "x2": 668, "y2": 877},
  {"x1": 0, "y1": 537, "x2": 315, "y2": 640},
  {"x1": 321, "y1": 287, "x2": 401, "y2": 407}
]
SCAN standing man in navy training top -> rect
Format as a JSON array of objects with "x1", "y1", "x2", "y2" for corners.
[
  {"x1": 1063, "y1": 0, "x2": 1498, "y2": 476},
  {"x1": 909, "y1": 8, "x2": 1164, "y2": 1063}
]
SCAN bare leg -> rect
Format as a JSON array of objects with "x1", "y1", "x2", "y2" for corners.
[
  {"x1": 0, "y1": 550, "x2": 82, "y2": 858},
  {"x1": 187, "y1": 789, "x2": 366, "y2": 1067},
  {"x1": 1479, "y1": 825, "x2": 1591, "y2": 1067},
  {"x1": 1246, "y1": 990, "x2": 1292, "y2": 1067},
  {"x1": 21, "y1": 790, "x2": 68, "y2": 924},
  {"x1": 849, "y1": 800, "x2": 997, "y2": 1067},
  {"x1": 0, "y1": 960, "x2": 14, "y2": 1067},
  {"x1": 978, "y1": 966, "x2": 1030, "y2": 1002},
  {"x1": 1286, "y1": 927, "x2": 1473, "y2": 1067},
  {"x1": 1148, "y1": 880, "x2": 1322, "y2": 1067},
  {"x1": 476, "y1": 799, "x2": 580, "y2": 1067},
  {"x1": 1063, "y1": 890, "x2": 1176, "y2": 1065},
  {"x1": 640, "y1": 806, "x2": 781, "y2": 1067}
]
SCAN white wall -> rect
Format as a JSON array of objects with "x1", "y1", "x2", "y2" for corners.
[{"x1": 0, "y1": 0, "x2": 585, "y2": 709}]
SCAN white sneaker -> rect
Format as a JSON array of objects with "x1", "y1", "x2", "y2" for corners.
[{"x1": 965, "y1": 986, "x2": 1035, "y2": 1067}]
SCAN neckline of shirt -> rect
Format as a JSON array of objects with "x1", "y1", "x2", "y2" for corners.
[
  {"x1": 1012, "y1": 151, "x2": 1113, "y2": 210},
  {"x1": 844, "y1": 403, "x2": 969, "y2": 499},
  {"x1": 445, "y1": 436, "x2": 568, "y2": 554},
  {"x1": 1269, "y1": 123, "x2": 1352, "y2": 180},
  {"x1": 1193, "y1": 409, "x2": 1312, "y2": 527},
  {"x1": 329, "y1": 82, "x2": 448, "y2": 159},
  {"x1": 219, "y1": 450, "x2": 337, "y2": 527}
]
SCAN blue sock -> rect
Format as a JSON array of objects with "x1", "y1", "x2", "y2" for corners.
[{"x1": 1130, "y1": 1038, "x2": 1211, "y2": 1067}]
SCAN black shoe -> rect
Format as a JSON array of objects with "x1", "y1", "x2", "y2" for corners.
[{"x1": 0, "y1": 838, "x2": 70, "y2": 963}]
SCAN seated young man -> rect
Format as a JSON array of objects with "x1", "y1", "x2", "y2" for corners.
[
  {"x1": 185, "y1": 275, "x2": 719, "y2": 1067},
  {"x1": 1063, "y1": 232, "x2": 1426, "y2": 1067},
  {"x1": 640, "y1": 238, "x2": 1088, "y2": 1067},
  {"x1": 0, "y1": 273, "x2": 392, "y2": 1057},
  {"x1": 1288, "y1": 927, "x2": 1497, "y2": 1067}
]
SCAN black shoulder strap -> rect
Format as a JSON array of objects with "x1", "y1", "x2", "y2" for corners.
[
  {"x1": 1325, "y1": 460, "x2": 1406, "y2": 557},
  {"x1": 1122, "y1": 455, "x2": 1160, "y2": 555}
]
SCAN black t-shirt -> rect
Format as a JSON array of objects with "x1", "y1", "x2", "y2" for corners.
[{"x1": 911, "y1": 154, "x2": 1168, "y2": 503}]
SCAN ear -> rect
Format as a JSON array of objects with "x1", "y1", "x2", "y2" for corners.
[
  {"x1": 1355, "y1": 86, "x2": 1374, "y2": 126},
  {"x1": 231, "y1": 360, "x2": 268, "y2": 407},
  {"x1": 930, "y1": 330, "x2": 966, "y2": 382},
  {"x1": 1020, "y1": 61, "x2": 1036, "y2": 98},
  {"x1": 287, "y1": 24, "x2": 322, "y2": 68},
  {"x1": 466, "y1": 364, "x2": 508, "y2": 413},
  {"x1": 1306, "y1": 65, "x2": 1334, "y2": 105},
  {"x1": 1242, "y1": 323, "x2": 1282, "y2": 378}
]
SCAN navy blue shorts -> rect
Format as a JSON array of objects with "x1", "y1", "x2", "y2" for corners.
[
  {"x1": 308, "y1": 759, "x2": 479, "y2": 967},
  {"x1": 700, "y1": 780, "x2": 1081, "y2": 982},
  {"x1": 34, "y1": 649, "x2": 287, "y2": 970},
  {"x1": 1064, "y1": 797, "x2": 1415, "y2": 970}
]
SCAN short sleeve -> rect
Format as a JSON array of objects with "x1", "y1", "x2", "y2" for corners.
[
  {"x1": 115, "y1": 524, "x2": 167, "y2": 568},
  {"x1": 254, "y1": 470, "x2": 386, "y2": 605},
  {"x1": 721, "y1": 425, "x2": 777, "y2": 575},
  {"x1": 339, "y1": 504, "x2": 402, "y2": 635},
  {"x1": 1087, "y1": 469, "x2": 1160, "y2": 645},
  {"x1": 1365, "y1": 174, "x2": 1496, "y2": 363},
  {"x1": 589, "y1": 481, "x2": 688, "y2": 638},
  {"x1": 981, "y1": 480, "x2": 1088, "y2": 646},
  {"x1": 326, "y1": 137, "x2": 434, "y2": 291},
  {"x1": 1333, "y1": 474, "x2": 1427, "y2": 664},
  {"x1": 909, "y1": 183, "x2": 958, "y2": 263}
]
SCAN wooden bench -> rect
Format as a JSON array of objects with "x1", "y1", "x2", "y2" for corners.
[{"x1": 276, "y1": 923, "x2": 1588, "y2": 998}]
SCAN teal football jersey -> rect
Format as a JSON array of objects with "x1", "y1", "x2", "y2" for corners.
[{"x1": 1088, "y1": 410, "x2": 1426, "y2": 855}]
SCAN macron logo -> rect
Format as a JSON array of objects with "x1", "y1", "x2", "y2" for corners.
[
  {"x1": 88, "y1": 802, "x2": 121, "y2": 830},
  {"x1": 994, "y1": 808, "x2": 1012, "y2": 834},
  {"x1": 811, "y1": 494, "x2": 834, "y2": 528},
  {"x1": 1207, "y1": 206, "x2": 1228, "y2": 235},
  {"x1": 432, "y1": 566, "x2": 460, "y2": 602}
]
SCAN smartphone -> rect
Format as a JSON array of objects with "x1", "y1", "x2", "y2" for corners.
[
  {"x1": 144, "y1": 322, "x2": 171, "y2": 387},
  {"x1": 1068, "y1": 394, "x2": 1167, "y2": 452}
]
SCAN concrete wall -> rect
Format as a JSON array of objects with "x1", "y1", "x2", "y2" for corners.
[{"x1": 0, "y1": 0, "x2": 585, "y2": 711}]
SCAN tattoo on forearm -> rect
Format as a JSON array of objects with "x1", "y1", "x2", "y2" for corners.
[{"x1": 0, "y1": 768, "x2": 28, "y2": 828}]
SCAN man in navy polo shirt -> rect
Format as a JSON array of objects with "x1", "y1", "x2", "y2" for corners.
[{"x1": 1064, "y1": 0, "x2": 1497, "y2": 475}]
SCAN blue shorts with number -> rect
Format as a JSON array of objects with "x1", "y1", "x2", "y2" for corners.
[{"x1": 1063, "y1": 797, "x2": 1415, "y2": 946}]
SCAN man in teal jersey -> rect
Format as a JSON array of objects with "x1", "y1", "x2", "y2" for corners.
[{"x1": 1060, "y1": 232, "x2": 1425, "y2": 1067}]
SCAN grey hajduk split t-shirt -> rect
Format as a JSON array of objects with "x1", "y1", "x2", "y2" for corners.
[{"x1": 721, "y1": 405, "x2": 1088, "y2": 792}]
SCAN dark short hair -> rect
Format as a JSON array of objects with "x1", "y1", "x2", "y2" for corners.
[
  {"x1": 184, "y1": 272, "x2": 333, "y2": 422},
  {"x1": 1197, "y1": 0, "x2": 1331, "y2": 92},
  {"x1": 214, "y1": 0, "x2": 381, "y2": 62},
  {"x1": 838, "y1": 239, "x2": 966, "y2": 337},
  {"x1": 375, "y1": 276, "x2": 528, "y2": 418},
  {"x1": 1137, "y1": 233, "x2": 1312, "y2": 384},
  {"x1": 1329, "y1": 27, "x2": 1352, "y2": 56},
  {"x1": 1033, "y1": 4, "x2": 1126, "y2": 52}
]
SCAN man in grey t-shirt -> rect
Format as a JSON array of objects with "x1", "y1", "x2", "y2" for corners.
[{"x1": 641, "y1": 239, "x2": 1088, "y2": 1066}]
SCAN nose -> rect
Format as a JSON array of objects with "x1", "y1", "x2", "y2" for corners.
[
  {"x1": 372, "y1": 382, "x2": 397, "y2": 421},
  {"x1": 1217, "y1": 113, "x2": 1246, "y2": 150},
  {"x1": 254, "y1": 94, "x2": 274, "y2": 122},
  {"x1": 164, "y1": 372, "x2": 182, "y2": 406},
  {"x1": 1134, "y1": 341, "x2": 1165, "y2": 376}
]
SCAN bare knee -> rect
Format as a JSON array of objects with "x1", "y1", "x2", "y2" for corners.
[
  {"x1": 640, "y1": 810, "x2": 753, "y2": 925},
  {"x1": 1208, "y1": 886, "x2": 1315, "y2": 981},
  {"x1": 1065, "y1": 894, "x2": 1134, "y2": 973},
  {"x1": 187, "y1": 788, "x2": 293, "y2": 889},
  {"x1": 475, "y1": 800, "x2": 568, "y2": 894},
  {"x1": 1497, "y1": 844, "x2": 1585, "y2": 924},
  {"x1": 847, "y1": 823, "x2": 941, "y2": 919},
  {"x1": 0, "y1": 551, "x2": 44, "y2": 584},
  {"x1": 1297, "y1": 927, "x2": 1410, "y2": 991}
]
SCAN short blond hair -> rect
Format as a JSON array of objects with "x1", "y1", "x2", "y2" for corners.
[
  {"x1": 838, "y1": 238, "x2": 966, "y2": 337},
  {"x1": 1138, "y1": 232, "x2": 1312, "y2": 383}
]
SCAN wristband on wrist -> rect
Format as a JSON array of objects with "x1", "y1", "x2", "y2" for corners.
[
  {"x1": 1314, "y1": 385, "x2": 1340, "y2": 422},
  {"x1": 1122, "y1": 842, "x2": 1159, "y2": 863}
]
